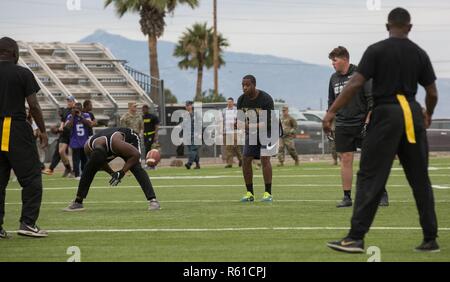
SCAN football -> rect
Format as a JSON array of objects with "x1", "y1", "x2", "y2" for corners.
[{"x1": 146, "y1": 149, "x2": 161, "y2": 167}]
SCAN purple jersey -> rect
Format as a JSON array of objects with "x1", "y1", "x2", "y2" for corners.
[{"x1": 66, "y1": 112, "x2": 91, "y2": 148}]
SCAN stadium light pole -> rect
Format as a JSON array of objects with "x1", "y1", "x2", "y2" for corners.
[{"x1": 213, "y1": 0, "x2": 219, "y2": 99}]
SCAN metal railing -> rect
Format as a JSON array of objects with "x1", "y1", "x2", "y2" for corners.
[
  {"x1": 122, "y1": 64, "x2": 166, "y2": 126},
  {"x1": 122, "y1": 64, "x2": 154, "y2": 95}
]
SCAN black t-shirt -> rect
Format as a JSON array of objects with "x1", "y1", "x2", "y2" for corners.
[
  {"x1": 357, "y1": 37, "x2": 436, "y2": 103},
  {"x1": 0, "y1": 61, "x2": 40, "y2": 120},
  {"x1": 143, "y1": 113, "x2": 160, "y2": 135},
  {"x1": 237, "y1": 89, "x2": 274, "y2": 134},
  {"x1": 60, "y1": 107, "x2": 72, "y2": 122},
  {"x1": 84, "y1": 111, "x2": 95, "y2": 136},
  {"x1": 328, "y1": 64, "x2": 373, "y2": 127}
]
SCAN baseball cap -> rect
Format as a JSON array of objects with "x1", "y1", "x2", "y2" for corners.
[{"x1": 66, "y1": 95, "x2": 75, "y2": 101}]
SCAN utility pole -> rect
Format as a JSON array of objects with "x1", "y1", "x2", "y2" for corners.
[{"x1": 213, "y1": 0, "x2": 219, "y2": 98}]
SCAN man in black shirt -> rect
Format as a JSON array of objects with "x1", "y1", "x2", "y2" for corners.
[
  {"x1": 42, "y1": 97, "x2": 74, "y2": 177},
  {"x1": 237, "y1": 75, "x2": 276, "y2": 202},
  {"x1": 328, "y1": 46, "x2": 388, "y2": 208},
  {"x1": 82, "y1": 99, "x2": 97, "y2": 136},
  {"x1": 142, "y1": 104, "x2": 160, "y2": 155},
  {"x1": 63, "y1": 127, "x2": 160, "y2": 212},
  {"x1": 0, "y1": 37, "x2": 48, "y2": 238},
  {"x1": 324, "y1": 8, "x2": 439, "y2": 253}
]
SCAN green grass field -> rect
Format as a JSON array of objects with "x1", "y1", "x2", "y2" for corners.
[{"x1": 1, "y1": 157, "x2": 450, "y2": 262}]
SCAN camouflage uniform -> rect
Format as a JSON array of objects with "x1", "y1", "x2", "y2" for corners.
[
  {"x1": 330, "y1": 119, "x2": 339, "y2": 165},
  {"x1": 120, "y1": 112, "x2": 143, "y2": 134},
  {"x1": 223, "y1": 106, "x2": 243, "y2": 167},
  {"x1": 224, "y1": 133, "x2": 243, "y2": 166},
  {"x1": 278, "y1": 114, "x2": 299, "y2": 164}
]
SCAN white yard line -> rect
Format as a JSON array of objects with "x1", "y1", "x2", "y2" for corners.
[
  {"x1": 5, "y1": 199, "x2": 450, "y2": 205},
  {"x1": 7, "y1": 183, "x2": 450, "y2": 191},
  {"x1": 7, "y1": 226, "x2": 450, "y2": 234},
  {"x1": 28, "y1": 173, "x2": 450, "y2": 183}
]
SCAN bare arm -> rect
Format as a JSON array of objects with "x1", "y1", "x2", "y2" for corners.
[
  {"x1": 111, "y1": 137, "x2": 141, "y2": 173},
  {"x1": 101, "y1": 163, "x2": 114, "y2": 175},
  {"x1": 323, "y1": 72, "x2": 366, "y2": 134},
  {"x1": 424, "y1": 82, "x2": 438, "y2": 128},
  {"x1": 365, "y1": 111, "x2": 372, "y2": 124},
  {"x1": 26, "y1": 93, "x2": 48, "y2": 148},
  {"x1": 65, "y1": 115, "x2": 74, "y2": 129},
  {"x1": 154, "y1": 124, "x2": 160, "y2": 142},
  {"x1": 80, "y1": 116, "x2": 93, "y2": 127}
]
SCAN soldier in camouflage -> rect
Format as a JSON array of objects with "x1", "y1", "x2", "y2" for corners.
[
  {"x1": 120, "y1": 102, "x2": 144, "y2": 135},
  {"x1": 278, "y1": 106, "x2": 299, "y2": 166},
  {"x1": 330, "y1": 119, "x2": 339, "y2": 165}
]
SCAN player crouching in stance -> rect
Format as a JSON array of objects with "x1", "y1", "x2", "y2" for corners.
[{"x1": 63, "y1": 127, "x2": 160, "y2": 212}]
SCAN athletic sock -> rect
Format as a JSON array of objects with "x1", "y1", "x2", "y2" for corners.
[
  {"x1": 265, "y1": 183, "x2": 272, "y2": 194},
  {"x1": 344, "y1": 190, "x2": 351, "y2": 199},
  {"x1": 246, "y1": 184, "x2": 254, "y2": 195}
]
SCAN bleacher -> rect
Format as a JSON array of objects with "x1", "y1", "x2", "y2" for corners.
[{"x1": 17, "y1": 41, "x2": 154, "y2": 127}]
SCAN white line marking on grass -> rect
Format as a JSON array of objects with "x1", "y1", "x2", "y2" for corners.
[
  {"x1": 37, "y1": 173, "x2": 450, "y2": 182},
  {"x1": 7, "y1": 183, "x2": 450, "y2": 191},
  {"x1": 8, "y1": 226, "x2": 450, "y2": 234},
  {"x1": 433, "y1": 185, "x2": 450, "y2": 189},
  {"x1": 392, "y1": 167, "x2": 447, "y2": 171},
  {"x1": 6, "y1": 199, "x2": 450, "y2": 205}
]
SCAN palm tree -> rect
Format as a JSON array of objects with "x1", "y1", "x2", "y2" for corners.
[
  {"x1": 174, "y1": 22, "x2": 228, "y2": 101},
  {"x1": 104, "y1": 0, "x2": 199, "y2": 104}
]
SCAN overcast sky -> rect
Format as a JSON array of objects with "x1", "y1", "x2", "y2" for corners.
[{"x1": 2, "y1": 0, "x2": 450, "y2": 77}]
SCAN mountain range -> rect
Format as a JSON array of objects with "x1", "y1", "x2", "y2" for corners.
[{"x1": 80, "y1": 29, "x2": 449, "y2": 117}]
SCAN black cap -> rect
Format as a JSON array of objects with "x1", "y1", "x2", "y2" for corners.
[{"x1": 185, "y1": 100, "x2": 193, "y2": 106}]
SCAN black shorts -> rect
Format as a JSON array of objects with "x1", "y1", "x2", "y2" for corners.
[
  {"x1": 59, "y1": 127, "x2": 71, "y2": 144},
  {"x1": 243, "y1": 135, "x2": 278, "y2": 159},
  {"x1": 335, "y1": 125, "x2": 363, "y2": 153}
]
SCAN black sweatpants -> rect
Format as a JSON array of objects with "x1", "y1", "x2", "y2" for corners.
[
  {"x1": 76, "y1": 156, "x2": 156, "y2": 201},
  {"x1": 49, "y1": 139, "x2": 60, "y2": 170},
  {"x1": 72, "y1": 147, "x2": 87, "y2": 177},
  {"x1": 0, "y1": 119, "x2": 43, "y2": 227},
  {"x1": 348, "y1": 101, "x2": 438, "y2": 241}
]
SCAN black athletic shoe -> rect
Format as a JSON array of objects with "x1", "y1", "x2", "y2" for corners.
[
  {"x1": 327, "y1": 237, "x2": 364, "y2": 253},
  {"x1": 379, "y1": 192, "x2": 389, "y2": 207},
  {"x1": 62, "y1": 167, "x2": 72, "y2": 178},
  {"x1": 415, "y1": 240, "x2": 440, "y2": 253},
  {"x1": 336, "y1": 196, "x2": 352, "y2": 208},
  {"x1": 63, "y1": 201, "x2": 85, "y2": 212},
  {"x1": 185, "y1": 163, "x2": 191, "y2": 170},
  {"x1": 17, "y1": 223, "x2": 48, "y2": 238},
  {"x1": 0, "y1": 227, "x2": 9, "y2": 239}
]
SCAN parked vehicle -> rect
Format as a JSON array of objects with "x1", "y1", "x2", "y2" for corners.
[
  {"x1": 275, "y1": 105, "x2": 328, "y2": 154},
  {"x1": 302, "y1": 110, "x2": 326, "y2": 123},
  {"x1": 427, "y1": 119, "x2": 450, "y2": 151}
]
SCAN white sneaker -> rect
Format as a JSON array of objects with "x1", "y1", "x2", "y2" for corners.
[
  {"x1": 148, "y1": 199, "x2": 161, "y2": 211},
  {"x1": 17, "y1": 223, "x2": 48, "y2": 238}
]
